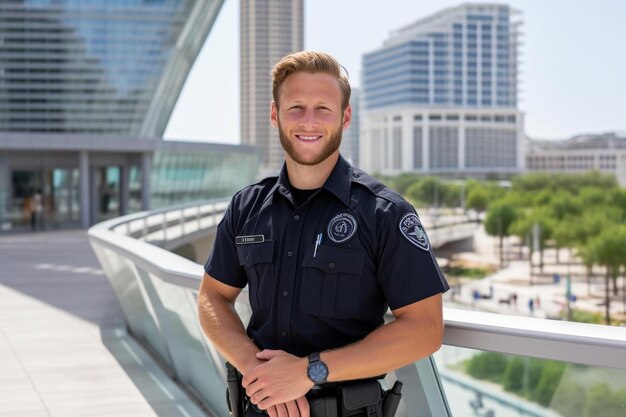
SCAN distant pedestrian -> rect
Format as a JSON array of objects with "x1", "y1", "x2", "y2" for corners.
[
  {"x1": 473, "y1": 289, "x2": 480, "y2": 307},
  {"x1": 528, "y1": 298, "x2": 535, "y2": 315},
  {"x1": 535, "y1": 295, "x2": 541, "y2": 309},
  {"x1": 29, "y1": 189, "x2": 43, "y2": 231}
]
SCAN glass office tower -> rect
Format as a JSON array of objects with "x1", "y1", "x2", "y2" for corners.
[
  {"x1": 360, "y1": 4, "x2": 524, "y2": 176},
  {"x1": 0, "y1": 0, "x2": 226, "y2": 136},
  {"x1": 0, "y1": 0, "x2": 259, "y2": 231}
]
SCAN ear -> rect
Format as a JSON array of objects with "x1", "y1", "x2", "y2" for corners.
[
  {"x1": 341, "y1": 104, "x2": 352, "y2": 131},
  {"x1": 270, "y1": 101, "x2": 279, "y2": 128}
]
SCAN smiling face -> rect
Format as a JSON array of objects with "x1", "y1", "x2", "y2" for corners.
[{"x1": 271, "y1": 71, "x2": 351, "y2": 167}]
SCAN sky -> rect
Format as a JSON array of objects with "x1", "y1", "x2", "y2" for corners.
[{"x1": 163, "y1": 0, "x2": 626, "y2": 144}]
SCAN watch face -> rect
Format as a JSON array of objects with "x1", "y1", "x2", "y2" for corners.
[{"x1": 309, "y1": 362, "x2": 328, "y2": 384}]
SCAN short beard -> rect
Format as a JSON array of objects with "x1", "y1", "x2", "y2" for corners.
[{"x1": 278, "y1": 120, "x2": 343, "y2": 166}]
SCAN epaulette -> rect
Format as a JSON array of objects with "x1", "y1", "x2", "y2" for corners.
[{"x1": 351, "y1": 168, "x2": 406, "y2": 205}]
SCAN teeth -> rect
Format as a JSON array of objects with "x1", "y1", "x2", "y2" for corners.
[{"x1": 298, "y1": 135, "x2": 320, "y2": 141}]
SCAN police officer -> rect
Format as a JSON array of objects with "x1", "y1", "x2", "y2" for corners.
[{"x1": 198, "y1": 51, "x2": 449, "y2": 417}]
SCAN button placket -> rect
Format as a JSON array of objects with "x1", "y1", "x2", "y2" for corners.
[{"x1": 276, "y1": 208, "x2": 305, "y2": 350}]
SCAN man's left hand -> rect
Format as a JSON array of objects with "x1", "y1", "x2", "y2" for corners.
[{"x1": 242, "y1": 349, "x2": 314, "y2": 409}]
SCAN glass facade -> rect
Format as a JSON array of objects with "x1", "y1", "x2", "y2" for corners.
[
  {"x1": 150, "y1": 150, "x2": 259, "y2": 209},
  {"x1": 362, "y1": 4, "x2": 518, "y2": 110},
  {"x1": 0, "y1": 0, "x2": 224, "y2": 136}
]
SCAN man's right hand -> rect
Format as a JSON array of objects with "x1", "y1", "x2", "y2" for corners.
[
  {"x1": 243, "y1": 361, "x2": 309, "y2": 417},
  {"x1": 267, "y1": 396, "x2": 310, "y2": 417}
]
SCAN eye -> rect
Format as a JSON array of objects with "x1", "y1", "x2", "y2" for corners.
[
  {"x1": 316, "y1": 106, "x2": 331, "y2": 111},
  {"x1": 288, "y1": 105, "x2": 304, "y2": 110}
]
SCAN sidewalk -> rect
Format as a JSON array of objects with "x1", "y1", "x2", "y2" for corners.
[
  {"x1": 0, "y1": 231, "x2": 207, "y2": 417},
  {"x1": 445, "y1": 227, "x2": 625, "y2": 322}
]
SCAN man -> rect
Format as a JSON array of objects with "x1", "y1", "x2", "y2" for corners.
[{"x1": 198, "y1": 51, "x2": 449, "y2": 417}]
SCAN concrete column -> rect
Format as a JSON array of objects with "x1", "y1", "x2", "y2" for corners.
[
  {"x1": 458, "y1": 121, "x2": 466, "y2": 170},
  {"x1": 141, "y1": 153, "x2": 152, "y2": 210},
  {"x1": 423, "y1": 118, "x2": 430, "y2": 171},
  {"x1": 119, "y1": 165, "x2": 129, "y2": 215},
  {"x1": 89, "y1": 167, "x2": 99, "y2": 227},
  {"x1": 0, "y1": 154, "x2": 9, "y2": 224},
  {"x1": 79, "y1": 151, "x2": 90, "y2": 228}
]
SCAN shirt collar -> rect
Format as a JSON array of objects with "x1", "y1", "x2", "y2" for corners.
[
  {"x1": 270, "y1": 155, "x2": 353, "y2": 207},
  {"x1": 321, "y1": 154, "x2": 352, "y2": 207}
]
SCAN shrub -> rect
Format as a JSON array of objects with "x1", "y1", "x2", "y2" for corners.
[{"x1": 466, "y1": 352, "x2": 508, "y2": 383}]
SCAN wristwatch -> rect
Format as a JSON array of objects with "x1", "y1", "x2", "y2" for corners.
[{"x1": 307, "y1": 352, "x2": 329, "y2": 385}]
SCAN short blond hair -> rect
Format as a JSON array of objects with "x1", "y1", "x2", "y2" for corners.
[{"x1": 272, "y1": 51, "x2": 351, "y2": 111}]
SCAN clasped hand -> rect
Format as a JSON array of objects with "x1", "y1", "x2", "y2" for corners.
[{"x1": 242, "y1": 349, "x2": 314, "y2": 417}]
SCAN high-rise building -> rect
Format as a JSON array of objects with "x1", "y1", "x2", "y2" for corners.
[
  {"x1": 341, "y1": 88, "x2": 360, "y2": 167},
  {"x1": 526, "y1": 133, "x2": 626, "y2": 186},
  {"x1": 240, "y1": 0, "x2": 304, "y2": 173},
  {"x1": 360, "y1": 4, "x2": 524, "y2": 177},
  {"x1": 0, "y1": 0, "x2": 258, "y2": 231}
]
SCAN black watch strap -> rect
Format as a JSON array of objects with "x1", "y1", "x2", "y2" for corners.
[{"x1": 308, "y1": 352, "x2": 321, "y2": 364}]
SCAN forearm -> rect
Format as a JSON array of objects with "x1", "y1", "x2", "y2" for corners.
[
  {"x1": 197, "y1": 281, "x2": 260, "y2": 373},
  {"x1": 322, "y1": 299, "x2": 444, "y2": 382}
]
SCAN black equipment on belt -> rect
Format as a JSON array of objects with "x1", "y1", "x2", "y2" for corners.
[
  {"x1": 226, "y1": 362, "x2": 245, "y2": 417},
  {"x1": 225, "y1": 362, "x2": 403, "y2": 417}
]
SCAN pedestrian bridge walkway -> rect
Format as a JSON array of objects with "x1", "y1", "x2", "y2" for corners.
[
  {"x1": 0, "y1": 231, "x2": 207, "y2": 417},
  {"x1": 2, "y1": 199, "x2": 625, "y2": 417}
]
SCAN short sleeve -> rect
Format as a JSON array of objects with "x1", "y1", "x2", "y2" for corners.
[
  {"x1": 376, "y1": 201, "x2": 449, "y2": 310},
  {"x1": 204, "y1": 202, "x2": 247, "y2": 288}
]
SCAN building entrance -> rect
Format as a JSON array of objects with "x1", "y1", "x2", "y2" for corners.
[
  {"x1": 93, "y1": 166, "x2": 121, "y2": 223},
  {"x1": 8, "y1": 168, "x2": 80, "y2": 231}
]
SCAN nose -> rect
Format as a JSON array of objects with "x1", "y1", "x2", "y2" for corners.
[{"x1": 299, "y1": 109, "x2": 318, "y2": 131}]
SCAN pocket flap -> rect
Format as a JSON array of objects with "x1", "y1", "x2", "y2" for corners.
[
  {"x1": 340, "y1": 380, "x2": 381, "y2": 410},
  {"x1": 301, "y1": 244, "x2": 364, "y2": 274},
  {"x1": 237, "y1": 240, "x2": 274, "y2": 266}
]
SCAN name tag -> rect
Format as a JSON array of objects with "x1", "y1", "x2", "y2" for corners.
[{"x1": 235, "y1": 235, "x2": 265, "y2": 245}]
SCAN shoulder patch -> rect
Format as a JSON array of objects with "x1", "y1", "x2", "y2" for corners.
[
  {"x1": 327, "y1": 212, "x2": 358, "y2": 244},
  {"x1": 399, "y1": 213, "x2": 430, "y2": 251}
]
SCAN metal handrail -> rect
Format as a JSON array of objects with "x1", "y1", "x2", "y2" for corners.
[{"x1": 88, "y1": 200, "x2": 626, "y2": 371}]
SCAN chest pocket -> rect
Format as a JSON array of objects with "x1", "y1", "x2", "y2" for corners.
[
  {"x1": 237, "y1": 240, "x2": 275, "y2": 310},
  {"x1": 300, "y1": 244, "x2": 365, "y2": 319}
]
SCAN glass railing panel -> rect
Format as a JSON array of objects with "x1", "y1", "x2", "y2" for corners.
[
  {"x1": 434, "y1": 345, "x2": 626, "y2": 417},
  {"x1": 91, "y1": 244, "x2": 171, "y2": 366},
  {"x1": 144, "y1": 272, "x2": 228, "y2": 415}
]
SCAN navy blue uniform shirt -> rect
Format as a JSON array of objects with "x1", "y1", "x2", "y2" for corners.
[{"x1": 204, "y1": 155, "x2": 449, "y2": 358}]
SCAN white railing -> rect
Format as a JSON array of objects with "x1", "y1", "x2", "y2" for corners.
[{"x1": 88, "y1": 200, "x2": 626, "y2": 417}]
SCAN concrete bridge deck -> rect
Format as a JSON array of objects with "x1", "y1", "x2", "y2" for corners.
[{"x1": 0, "y1": 230, "x2": 206, "y2": 417}]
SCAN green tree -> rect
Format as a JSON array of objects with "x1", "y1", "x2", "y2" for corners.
[
  {"x1": 466, "y1": 352, "x2": 508, "y2": 382},
  {"x1": 587, "y1": 225, "x2": 626, "y2": 324},
  {"x1": 502, "y1": 357, "x2": 524, "y2": 393},
  {"x1": 387, "y1": 172, "x2": 422, "y2": 195},
  {"x1": 466, "y1": 185, "x2": 489, "y2": 221},
  {"x1": 583, "y1": 383, "x2": 626, "y2": 417},
  {"x1": 532, "y1": 361, "x2": 566, "y2": 406},
  {"x1": 509, "y1": 208, "x2": 553, "y2": 276},
  {"x1": 485, "y1": 199, "x2": 518, "y2": 267},
  {"x1": 405, "y1": 177, "x2": 441, "y2": 207}
]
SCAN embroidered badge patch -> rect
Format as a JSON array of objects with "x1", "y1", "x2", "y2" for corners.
[
  {"x1": 327, "y1": 212, "x2": 358, "y2": 244},
  {"x1": 399, "y1": 213, "x2": 430, "y2": 251}
]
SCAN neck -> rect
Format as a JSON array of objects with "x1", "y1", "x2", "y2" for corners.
[{"x1": 285, "y1": 153, "x2": 339, "y2": 190}]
